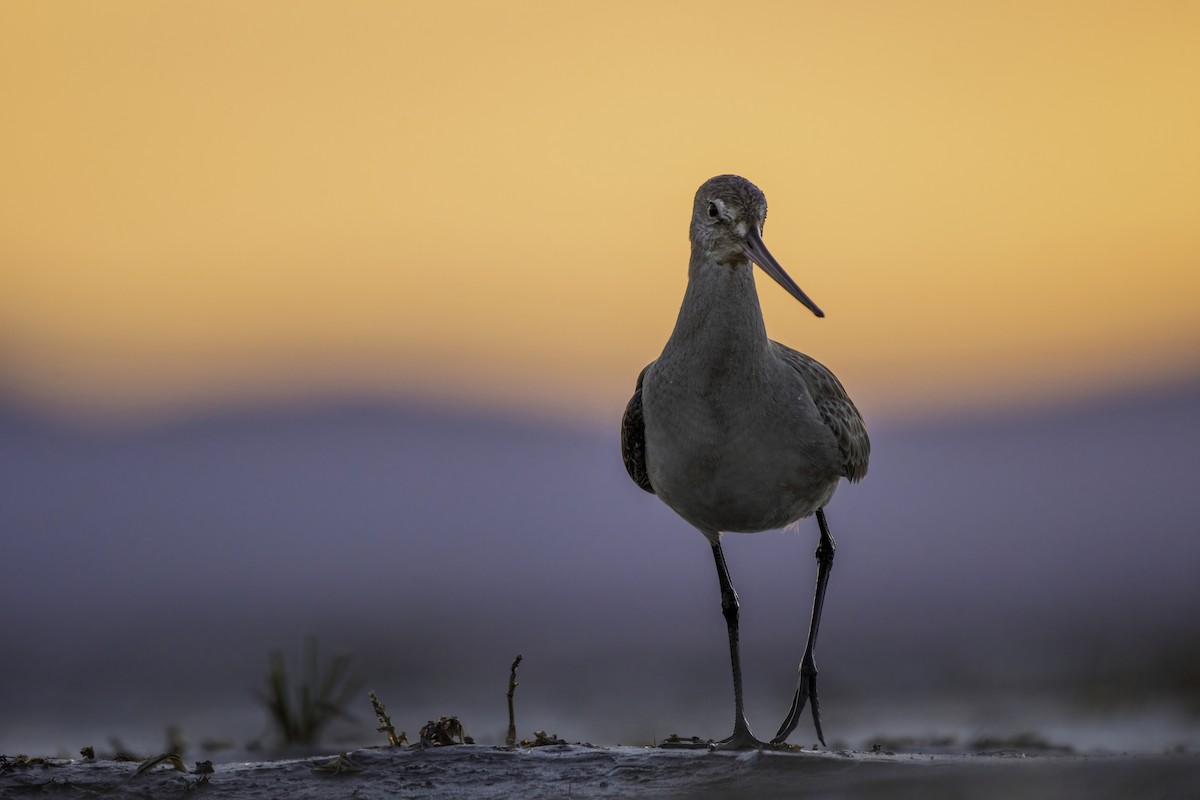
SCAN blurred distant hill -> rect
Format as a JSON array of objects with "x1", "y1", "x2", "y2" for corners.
[{"x1": 2, "y1": 381, "x2": 1198, "y2": 751}]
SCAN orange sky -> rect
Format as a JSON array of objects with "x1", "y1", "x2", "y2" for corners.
[{"x1": 2, "y1": 1, "x2": 1198, "y2": 427}]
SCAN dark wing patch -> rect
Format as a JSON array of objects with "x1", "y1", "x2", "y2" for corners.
[
  {"x1": 621, "y1": 365, "x2": 655, "y2": 494},
  {"x1": 772, "y1": 342, "x2": 870, "y2": 483}
]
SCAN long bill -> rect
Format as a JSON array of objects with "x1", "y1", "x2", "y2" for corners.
[{"x1": 741, "y1": 227, "x2": 824, "y2": 318}]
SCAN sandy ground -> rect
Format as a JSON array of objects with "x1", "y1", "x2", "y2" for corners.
[{"x1": 3, "y1": 744, "x2": 1198, "y2": 799}]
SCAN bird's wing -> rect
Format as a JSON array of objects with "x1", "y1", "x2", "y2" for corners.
[
  {"x1": 772, "y1": 342, "x2": 870, "y2": 483},
  {"x1": 621, "y1": 364, "x2": 655, "y2": 494}
]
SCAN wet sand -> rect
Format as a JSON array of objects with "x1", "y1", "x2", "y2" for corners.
[{"x1": 3, "y1": 744, "x2": 1198, "y2": 799}]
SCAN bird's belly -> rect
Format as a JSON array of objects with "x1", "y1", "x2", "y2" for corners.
[
  {"x1": 643, "y1": 398, "x2": 840, "y2": 535},
  {"x1": 664, "y1": 466, "x2": 836, "y2": 534}
]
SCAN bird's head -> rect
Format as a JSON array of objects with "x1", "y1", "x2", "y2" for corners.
[{"x1": 690, "y1": 174, "x2": 824, "y2": 318}]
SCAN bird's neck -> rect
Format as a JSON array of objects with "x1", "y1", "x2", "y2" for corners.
[{"x1": 662, "y1": 253, "x2": 772, "y2": 366}]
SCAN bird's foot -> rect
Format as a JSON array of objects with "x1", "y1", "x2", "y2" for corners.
[
  {"x1": 658, "y1": 729, "x2": 776, "y2": 750},
  {"x1": 711, "y1": 732, "x2": 773, "y2": 751},
  {"x1": 710, "y1": 720, "x2": 772, "y2": 751},
  {"x1": 771, "y1": 663, "x2": 823, "y2": 746}
]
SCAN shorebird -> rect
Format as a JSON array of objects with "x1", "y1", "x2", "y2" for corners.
[{"x1": 621, "y1": 175, "x2": 869, "y2": 750}]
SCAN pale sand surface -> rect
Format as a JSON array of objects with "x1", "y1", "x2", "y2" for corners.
[{"x1": 3, "y1": 744, "x2": 1198, "y2": 799}]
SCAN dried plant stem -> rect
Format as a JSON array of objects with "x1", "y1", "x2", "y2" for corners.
[
  {"x1": 369, "y1": 690, "x2": 406, "y2": 746},
  {"x1": 506, "y1": 654, "x2": 523, "y2": 747}
]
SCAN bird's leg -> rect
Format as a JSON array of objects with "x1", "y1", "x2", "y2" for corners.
[
  {"x1": 710, "y1": 541, "x2": 767, "y2": 750},
  {"x1": 772, "y1": 507, "x2": 836, "y2": 746}
]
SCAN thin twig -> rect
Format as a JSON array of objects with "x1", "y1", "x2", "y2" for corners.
[{"x1": 506, "y1": 654, "x2": 523, "y2": 747}]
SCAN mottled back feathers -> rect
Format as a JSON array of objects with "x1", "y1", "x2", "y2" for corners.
[
  {"x1": 620, "y1": 366, "x2": 654, "y2": 493},
  {"x1": 770, "y1": 341, "x2": 870, "y2": 483}
]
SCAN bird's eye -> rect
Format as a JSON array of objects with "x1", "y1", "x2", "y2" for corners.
[{"x1": 707, "y1": 202, "x2": 719, "y2": 219}]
